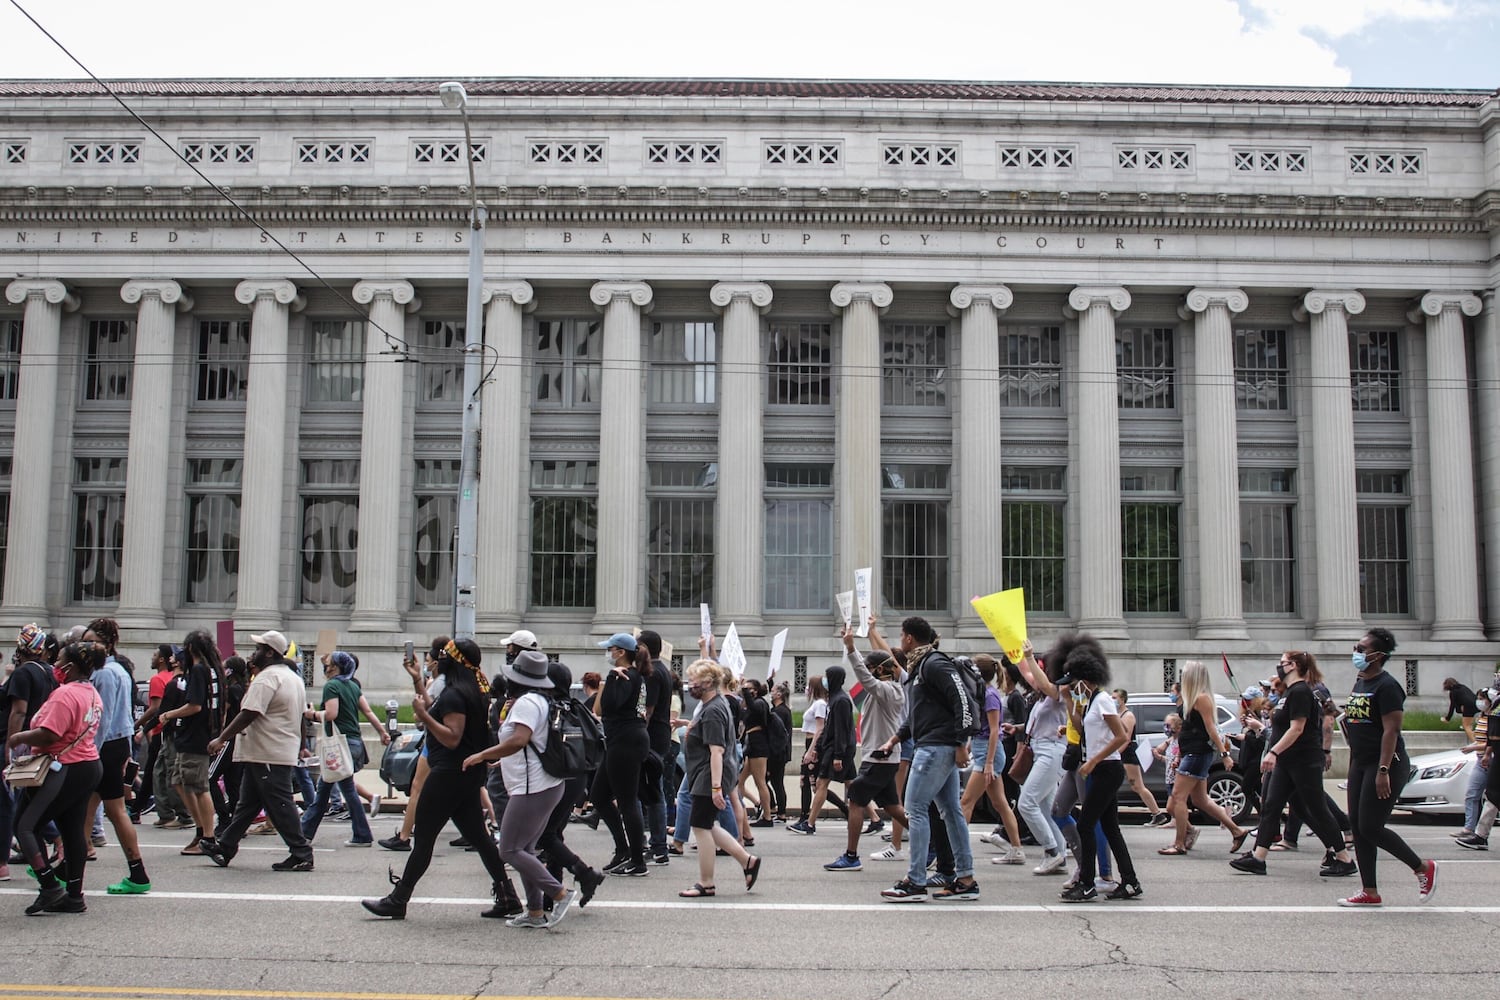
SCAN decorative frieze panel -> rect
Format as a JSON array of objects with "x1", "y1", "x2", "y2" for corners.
[
  {"x1": 180, "y1": 140, "x2": 257, "y2": 165},
  {"x1": 763, "y1": 140, "x2": 841, "y2": 166},
  {"x1": 997, "y1": 145, "x2": 1074, "y2": 169},
  {"x1": 413, "y1": 139, "x2": 487, "y2": 164},
  {"x1": 1347, "y1": 149, "x2": 1423, "y2": 176},
  {"x1": 1231, "y1": 148, "x2": 1306, "y2": 173},
  {"x1": 881, "y1": 142, "x2": 959, "y2": 168},
  {"x1": 1115, "y1": 146, "x2": 1192, "y2": 171},
  {"x1": 66, "y1": 140, "x2": 141, "y2": 165},
  {"x1": 295, "y1": 140, "x2": 372, "y2": 164},
  {"x1": 645, "y1": 140, "x2": 723, "y2": 165},
  {"x1": 527, "y1": 140, "x2": 605, "y2": 165}
]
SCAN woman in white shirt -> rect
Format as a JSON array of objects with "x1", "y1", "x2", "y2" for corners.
[
  {"x1": 462, "y1": 650, "x2": 579, "y2": 930},
  {"x1": 1059, "y1": 644, "x2": 1142, "y2": 902},
  {"x1": 791, "y1": 676, "x2": 845, "y2": 832}
]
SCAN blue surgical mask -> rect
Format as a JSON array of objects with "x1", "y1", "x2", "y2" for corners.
[{"x1": 1352, "y1": 652, "x2": 1368, "y2": 671}]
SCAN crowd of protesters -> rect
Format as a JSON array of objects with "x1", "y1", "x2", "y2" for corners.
[{"x1": 2, "y1": 614, "x2": 1461, "y2": 918}]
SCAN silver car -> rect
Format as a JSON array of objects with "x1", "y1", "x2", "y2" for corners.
[{"x1": 1395, "y1": 748, "x2": 1475, "y2": 815}]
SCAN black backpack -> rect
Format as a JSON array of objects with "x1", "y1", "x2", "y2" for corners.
[
  {"x1": 536, "y1": 695, "x2": 605, "y2": 780},
  {"x1": 761, "y1": 697, "x2": 788, "y2": 755},
  {"x1": 949, "y1": 655, "x2": 986, "y2": 739}
]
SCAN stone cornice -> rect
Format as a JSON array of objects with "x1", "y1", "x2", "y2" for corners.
[{"x1": 5, "y1": 278, "x2": 79, "y2": 310}]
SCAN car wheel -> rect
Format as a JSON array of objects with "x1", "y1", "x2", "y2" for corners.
[{"x1": 1201, "y1": 770, "x2": 1251, "y2": 825}]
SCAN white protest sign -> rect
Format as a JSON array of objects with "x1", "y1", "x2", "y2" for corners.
[
  {"x1": 766, "y1": 628, "x2": 789, "y2": 682},
  {"x1": 835, "y1": 591, "x2": 854, "y2": 629},
  {"x1": 720, "y1": 623, "x2": 747, "y2": 677},
  {"x1": 699, "y1": 603, "x2": 712, "y2": 640},
  {"x1": 854, "y1": 568, "x2": 872, "y2": 637}
]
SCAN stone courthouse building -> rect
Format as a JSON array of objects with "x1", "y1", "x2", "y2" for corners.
[{"x1": 1, "y1": 78, "x2": 1497, "y2": 692}]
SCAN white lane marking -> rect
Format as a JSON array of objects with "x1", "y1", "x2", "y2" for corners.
[
  {"x1": 0, "y1": 887, "x2": 1492, "y2": 914},
  {"x1": 133, "y1": 842, "x2": 338, "y2": 854}
]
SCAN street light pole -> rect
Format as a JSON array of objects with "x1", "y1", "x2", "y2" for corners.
[{"x1": 440, "y1": 82, "x2": 483, "y2": 641}]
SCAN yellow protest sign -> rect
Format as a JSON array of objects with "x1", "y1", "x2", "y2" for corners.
[{"x1": 970, "y1": 588, "x2": 1027, "y2": 661}]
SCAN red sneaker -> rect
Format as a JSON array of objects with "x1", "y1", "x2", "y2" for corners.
[
  {"x1": 1337, "y1": 889, "x2": 1383, "y2": 908},
  {"x1": 1416, "y1": 860, "x2": 1438, "y2": 903}
]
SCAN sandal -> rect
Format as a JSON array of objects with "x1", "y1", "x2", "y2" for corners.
[
  {"x1": 1184, "y1": 827, "x2": 1201, "y2": 851},
  {"x1": 743, "y1": 855, "x2": 762, "y2": 892},
  {"x1": 667, "y1": 844, "x2": 685, "y2": 856},
  {"x1": 1157, "y1": 845, "x2": 1189, "y2": 856},
  {"x1": 1270, "y1": 841, "x2": 1298, "y2": 852},
  {"x1": 1229, "y1": 830, "x2": 1249, "y2": 854},
  {"x1": 678, "y1": 883, "x2": 716, "y2": 898}
]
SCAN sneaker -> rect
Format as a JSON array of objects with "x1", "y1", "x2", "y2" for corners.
[
  {"x1": 200, "y1": 841, "x2": 235, "y2": 868},
  {"x1": 45, "y1": 894, "x2": 87, "y2": 914},
  {"x1": 158, "y1": 817, "x2": 189, "y2": 830},
  {"x1": 861, "y1": 819, "x2": 885, "y2": 836},
  {"x1": 576, "y1": 867, "x2": 606, "y2": 907},
  {"x1": 1338, "y1": 889, "x2": 1383, "y2": 907},
  {"x1": 995, "y1": 846, "x2": 1027, "y2": 865},
  {"x1": 378, "y1": 835, "x2": 411, "y2": 852},
  {"x1": 344, "y1": 839, "x2": 373, "y2": 848},
  {"x1": 880, "y1": 830, "x2": 893, "y2": 842},
  {"x1": 248, "y1": 821, "x2": 276, "y2": 836},
  {"x1": 271, "y1": 855, "x2": 314, "y2": 872},
  {"x1": 824, "y1": 853, "x2": 863, "y2": 872},
  {"x1": 90, "y1": 833, "x2": 107, "y2": 848},
  {"x1": 1095, "y1": 877, "x2": 1118, "y2": 891},
  {"x1": 870, "y1": 847, "x2": 907, "y2": 862},
  {"x1": 1149, "y1": 812, "x2": 1173, "y2": 827},
  {"x1": 547, "y1": 887, "x2": 579, "y2": 928},
  {"x1": 106, "y1": 877, "x2": 152, "y2": 895},
  {"x1": 506, "y1": 912, "x2": 550, "y2": 929},
  {"x1": 926, "y1": 872, "x2": 955, "y2": 888},
  {"x1": 1320, "y1": 858, "x2": 1358, "y2": 878},
  {"x1": 608, "y1": 862, "x2": 649, "y2": 877},
  {"x1": 1450, "y1": 828, "x2": 1474, "y2": 838},
  {"x1": 25, "y1": 885, "x2": 68, "y2": 915},
  {"x1": 880, "y1": 878, "x2": 929, "y2": 903},
  {"x1": 1105, "y1": 882, "x2": 1144, "y2": 900},
  {"x1": 1456, "y1": 833, "x2": 1489, "y2": 851},
  {"x1": 367, "y1": 794, "x2": 382, "y2": 818},
  {"x1": 648, "y1": 854, "x2": 671, "y2": 866},
  {"x1": 931, "y1": 878, "x2": 980, "y2": 901},
  {"x1": 0, "y1": 865, "x2": 10, "y2": 881},
  {"x1": 750, "y1": 819, "x2": 775, "y2": 829},
  {"x1": 1034, "y1": 851, "x2": 1068, "y2": 875},
  {"x1": 602, "y1": 855, "x2": 631, "y2": 874},
  {"x1": 1415, "y1": 860, "x2": 1438, "y2": 903},
  {"x1": 787, "y1": 820, "x2": 816, "y2": 835},
  {"x1": 981, "y1": 831, "x2": 1008, "y2": 848},
  {"x1": 1230, "y1": 853, "x2": 1267, "y2": 875},
  {"x1": 1059, "y1": 884, "x2": 1098, "y2": 903}
]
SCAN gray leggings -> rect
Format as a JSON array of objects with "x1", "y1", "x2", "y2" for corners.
[{"x1": 499, "y1": 783, "x2": 567, "y2": 912}]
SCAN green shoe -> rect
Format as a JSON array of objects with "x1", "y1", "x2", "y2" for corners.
[{"x1": 107, "y1": 877, "x2": 151, "y2": 895}]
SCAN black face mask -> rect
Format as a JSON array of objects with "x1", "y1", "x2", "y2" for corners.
[{"x1": 1275, "y1": 663, "x2": 1288, "y2": 683}]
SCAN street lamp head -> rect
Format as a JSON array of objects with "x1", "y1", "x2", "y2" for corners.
[{"x1": 438, "y1": 82, "x2": 468, "y2": 111}]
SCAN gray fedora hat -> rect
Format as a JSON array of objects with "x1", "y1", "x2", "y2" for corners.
[{"x1": 502, "y1": 649, "x2": 553, "y2": 689}]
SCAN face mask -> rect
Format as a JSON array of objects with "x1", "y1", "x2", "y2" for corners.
[
  {"x1": 53, "y1": 664, "x2": 69, "y2": 684},
  {"x1": 1352, "y1": 652, "x2": 1368, "y2": 671},
  {"x1": 1275, "y1": 663, "x2": 1288, "y2": 682},
  {"x1": 687, "y1": 682, "x2": 708, "y2": 700}
]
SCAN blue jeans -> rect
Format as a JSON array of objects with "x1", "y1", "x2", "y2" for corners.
[
  {"x1": 1465, "y1": 755, "x2": 1489, "y2": 830},
  {"x1": 1018, "y1": 739, "x2": 1067, "y2": 855},
  {"x1": 300, "y1": 738, "x2": 372, "y2": 843},
  {"x1": 673, "y1": 774, "x2": 737, "y2": 841},
  {"x1": 903, "y1": 745, "x2": 972, "y2": 884}
]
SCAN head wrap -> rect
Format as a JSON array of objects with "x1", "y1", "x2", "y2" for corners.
[
  {"x1": 330, "y1": 651, "x2": 356, "y2": 679},
  {"x1": 444, "y1": 639, "x2": 489, "y2": 695},
  {"x1": 17, "y1": 623, "x2": 47, "y2": 654}
]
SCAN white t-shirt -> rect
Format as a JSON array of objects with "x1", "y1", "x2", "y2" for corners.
[
  {"x1": 1082, "y1": 690, "x2": 1122, "y2": 762},
  {"x1": 499, "y1": 691, "x2": 563, "y2": 796},
  {"x1": 802, "y1": 697, "x2": 828, "y2": 736}
]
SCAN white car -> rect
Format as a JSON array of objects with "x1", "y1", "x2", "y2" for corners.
[{"x1": 1395, "y1": 748, "x2": 1475, "y2": 815}]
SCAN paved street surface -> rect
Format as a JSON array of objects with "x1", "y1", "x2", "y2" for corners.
[{"x1": 0, "y1": 807, "x2": 1494, "y2": 1000}]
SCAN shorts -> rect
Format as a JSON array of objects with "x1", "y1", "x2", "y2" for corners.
[
  {"x1": 969, "y1": 735, "x2": 1006, "y2": 775},
  {"x1": 815, "y1": 754, "x2": 853, "y2": 782},
  {"x1": 95, "y1": 736, "x2": 131, "y2": 801},
  {"x1": 847, "y1": 761, "x2": 901, "y2": 808},
  {"x1": 744, "y1": 732, "x2": 770, "y2": 759},
  {"x1": 689, "y1": 793, "x2": 723, "y2": 830},
  {"x1": 899, "y1": 738, "x2": 916, "y2": 763},
  {"x1": 171, "y1": 750, "x2": 212, "y2": 794},
  {"x1": 1176, "y1": 752, "x2": 1214, "y2": 781}
]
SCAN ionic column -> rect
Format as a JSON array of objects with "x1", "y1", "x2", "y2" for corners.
[
  {"x1": 1416, "y1": 291, "x2": 1484, "y2": 638},
  {"x1": 232, "y1": 279, "x2": 303, "y2": 630},
  {"x1": 711, "y1": 282, "x2": 773, "y2": 634},
  {"x1": 117, "y1": 279, "x2": 192, "y2": 628},
  {"x1": 831, "y1": 282, "x2": 891, "y2": 605},
  {"x1": 1184, "y1": 288, "x2": 1250, "y2": 639},
  {"x1": 476, "y1": 280, "x2": 534, "y2": 631},
  {"x1": 350, "y1": 279, "x2": 418, "y2": 631},
  {"x1": 950, "y1": 284, "x2": 1012, "y2": 634},
  {"x1": 1070, "y1": 286, "x2": 1130, "y2": 638},
  {"x1": 2, "y1": 279, "x2": 78, "y2": 620},
  {"x1": 590, "y1": 281, "x2": 653, "y2": 632},
  {"x1": 1476, "y1": 291, "x2": 1500, "y2": 636},
  {"x1": 1298, "y1": 290, "x2": 1366, "y2": 638}
]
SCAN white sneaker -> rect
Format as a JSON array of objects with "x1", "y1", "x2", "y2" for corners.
[
  {"x1": 993, "y1": 847, "x2": 1026, "y2": 865},
  {"x1": 870, "y1": 847, "x2": 907, "y2": 862},
  {"x1": 982, "y1": 831, "x2": 1008, "y2": 848},
  {"x1": 368, "y1": 794, "x2": 382, "y2": 818},
  {"x1": 1034, "y1": 851, "x2": 1068, "y2": 875}
]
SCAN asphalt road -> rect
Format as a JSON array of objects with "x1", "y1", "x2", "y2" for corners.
[{"x1": 0, "y1": 805, "x2": 1494, "y2": 1000}]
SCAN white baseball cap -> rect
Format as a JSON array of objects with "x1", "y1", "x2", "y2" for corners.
[{"x1": 503, "y1": 629, "x2": 539, "y2": 650}]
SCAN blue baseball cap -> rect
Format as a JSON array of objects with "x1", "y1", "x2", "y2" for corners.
[{"x1": 598, "y1": 632, "x2": 638, "y2": 653}]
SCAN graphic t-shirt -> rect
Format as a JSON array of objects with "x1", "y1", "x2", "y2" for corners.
[
  {"x1": 500, "y1": 691, "x2": 562, "y2": 796},
  {"x1": 1271, "y1": 680, "x2": 1323, "y2": 764},
  {"x1": 31, "y1": 681, "x2": 103, "y2": 764},
  {"x1": 173, "y1": 661, "x2": 223, "y2": 755},
  {"x1": 156, "y1": 670, "x2": 186, "y2": 741},
  {"x1": 1343, "y1": 670, "x2": 1408, "y2": 765}
]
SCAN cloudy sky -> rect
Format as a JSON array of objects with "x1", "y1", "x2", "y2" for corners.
[{"x1": 1, "y1": 0, "x2": 1496, "y2": 88}]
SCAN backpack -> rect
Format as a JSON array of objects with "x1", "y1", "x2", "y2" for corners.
[
  {"x1": 950, "y1": 655, "x2": 986, "y2": 739},
  {"x1": 536, "y1": 695, "x2": 605, "y2": 780},
  {"x1": 761, "y1": 697, "x2": 788, "y2": 756}
]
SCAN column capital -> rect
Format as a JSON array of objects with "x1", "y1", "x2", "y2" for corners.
[
  {"x1": 1182, "y1": 287, "x2": 1248, "y2": 315},
  {"x1": 234, "y1": 279, "x2": 304, "y2": 311},
  {"x1": 121, "y1": 279, "x2": 192, "y2": 311},
  {"x1": 948, "y1": 284, "x2": 1013, "y2": 315},
  {"x1": 709, "y1": 281, "x2": 773, "y2": 313},
  {"x1": 1298, "y1": 289, "x2": 1365, "y2": 319},
  {"x1": 829, "y1": 282, "x2": 892, "y2": 314},
  {"x1": 1067, "y1": 285, "x2": 1131, "y2": 315},
  {"x1": 5, "y1": 278, "x2": 79, "y2": 311},
  {"x1": 1416, "y1": 290, "x2": 1482, "y2": 319},
  {"x1": 482, "y1": 280, "x2": 536, "y2": 310},
  {"x1": 352, "y1": 279, "x2": 419, "y2": 311},
  {"x1": 590, "y1": 281, "x2": 654, "y2": 312}
]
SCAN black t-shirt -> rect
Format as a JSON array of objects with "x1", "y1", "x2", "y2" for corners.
[
  {"x1": 598, "y1": 668, "x2": 646, "y2": 737},
  {"x1": 644, "y1": 659, "x2": 673, "y2": 754},
  {"x1": 1343, "y1": 670, "x2": 1408, "y2": 765},
  {"x1": 1270, "y1": 681, "x2": 1322, "y2": 764},
  {"x1": 426, "y1": 683, "x2": 493, "y2": 773},
  {"x1": 1447, "y1": 683, "x2": 1478, "y2": 720},
  {"x1": 5, "y1": 660, "x2": 57, "y2": 731},
  {"x1": 157, "y1": 671, "x2": 186, "y2": 738},
  {"x1": 174, "y1": 661, "x2": 223, "y2": 755}
]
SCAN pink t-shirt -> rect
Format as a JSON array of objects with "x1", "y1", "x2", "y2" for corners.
[{"x1": 30, "y1": 682, "x2": 103, "y2": 763}]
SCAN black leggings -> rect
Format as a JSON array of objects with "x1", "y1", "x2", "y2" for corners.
[
  {"x1": 1347, "y1": 756, "x2": 1422, "y2": 889},
  {"x1": 767, "y1": 755, "x2": 789, "y2": 816},
  {"x1": 1075, "y1": 761, "x2": 1137, "y2": 887},
  {"x1": 799, "y1": 737, "x2": 847, "y2": 821},
  {"x1": 1285, "y1": 792, "x2": 1349, "y2": 844},
  {"x1": 1485, "y1": 749, "x2": 1500, "y2": 810},
  {"x1": 17, "y1": 759, "x2": 103, "y2": 898},
  {"x1": 1255, "y1": 757, "x2": 1344, "y2": 853},
  {"x1": 392, "y1": 767, "x2": 511, "y2": 902},
  {"x1": 591, "y1": 723, "x2": 649, "y2": 865}
]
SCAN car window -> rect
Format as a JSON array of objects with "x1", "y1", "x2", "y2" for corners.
[{"x1": 1128, "y1": 701, "x2": 1173, "y2": 734}]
